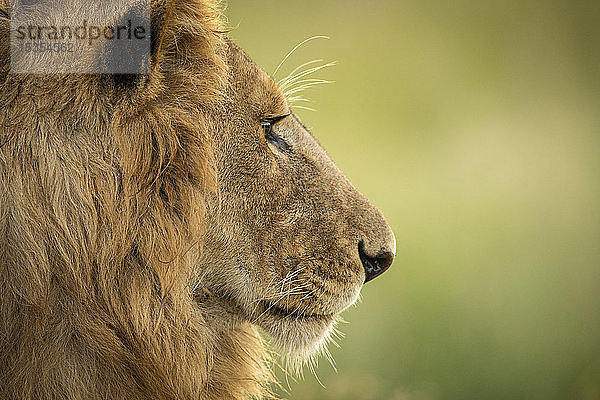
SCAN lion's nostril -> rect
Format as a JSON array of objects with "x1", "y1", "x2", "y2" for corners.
[{"x1": 358, "y1": 241, "x2": 394, "y2": 283}]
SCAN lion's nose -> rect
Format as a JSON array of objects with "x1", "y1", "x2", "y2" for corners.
[{"x1": 358, "y1": 239, "x2": 395, "y2": 283}]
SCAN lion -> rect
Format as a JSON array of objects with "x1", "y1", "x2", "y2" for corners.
[{"x1": 0, "y1": 0, "x2": 395, "y2": 399}]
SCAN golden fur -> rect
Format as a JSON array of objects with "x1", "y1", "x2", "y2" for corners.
[{"x1": 0, "y1": 1, "x2": 395, "y2": 399}]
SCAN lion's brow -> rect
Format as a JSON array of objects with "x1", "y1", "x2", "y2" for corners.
[
  {"x1": 292, "y1": 114, "x2": 314, "y2": 138},
  {"x1": 292, "y1": 113, "x2": 323, "y2": 147}
]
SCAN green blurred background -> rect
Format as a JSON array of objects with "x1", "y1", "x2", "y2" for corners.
[{"x1": 226, "y1": 1, "x2": 600, "y2": 399}]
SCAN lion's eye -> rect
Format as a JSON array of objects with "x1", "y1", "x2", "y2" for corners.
[
  {"x1": 261, "y1": 115, "x2": 290, "y2": 151},
  {"x1": 261, "y1": 120, "x2": 275, "y2": 136}
]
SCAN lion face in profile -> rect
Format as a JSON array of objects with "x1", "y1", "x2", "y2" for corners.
[
  {"x1": 198, "y1": 41, "x2": 396, "y2": 367},
  {"x1": 0, "y1": 0, "x2": 395, "y2": 398}
]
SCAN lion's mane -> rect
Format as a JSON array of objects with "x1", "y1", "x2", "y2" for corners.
[{"x1": 0, "y1": 1, "x2": 271, "y2": 399}]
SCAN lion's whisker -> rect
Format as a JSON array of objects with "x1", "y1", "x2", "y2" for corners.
[
  {"x1": 279, "y1": 62, "x2": 336, "y2": 92},
  {"x1": 284, "y1": 82, "x2": 334, "y2": 100},
  {"x1": 278, "y1": 266, "x2": 305, "y2": 287},
  {"x1": 281, "y1": 77, "x2": 331, "y2": 95},
  {"x1": 294, "y1": 303, "x2": 312, "y2": 322},
  {"x1": 290, "y1": 105, "x2": 317, "y2": 112},
  {"x1": 283, "y1": 78, "x2": 332, "y2": 90},
  {"x1": 279, "y1": 267, "x2": 305, "y2": 291},
  {"x1": 279, "y1": 62, "x2": 335, "y2": 89},
  {"x1": 252, "y1": 280, "x2": 309, "y2": 306},
  {"x1": 286, "y1": 97, "x2": 311, "y2": 103},
  {"x1": 252, "y1": 285, "x2": 307, "y2": 322},
  {"x1": 280, "y1": 59, "x2": 323, "y2": 80},
  {"x1": 273, "y1": 36, "x2": 330, "y2": 78},
  {"x1": 263, "y1": 285, "x2": 310, "y2": 302},
  {"x1": 278, "y1": 59, "x2": 324, "y2": 88},
  {"x1": 284, "y1": 81, "x2": 333, "y2": 98},
  {"x1": 309, "y1": 359, "x2": 326, "y2": 389},
  {"x1": 296, "y1": 287, "x2": 319, "y2": 304},
  {"x1": 289, "y1": 288, "x2": 319, "y2": 318},
  {"x1": 322, "y1": 344, "x2": 337, "y2": 373}
]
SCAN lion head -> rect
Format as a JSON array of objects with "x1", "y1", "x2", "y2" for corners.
[
  {"x1": 0, "y1": 0, "x2": 395, "y2": 398},
  {"x1": 198, "y1": 40, "x2": 396, "y2": 369}
]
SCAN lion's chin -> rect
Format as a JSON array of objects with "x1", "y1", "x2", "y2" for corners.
[
  {"x1": 196, "y1": 285, "x2": 354, "y2": 373},
  {"x1": 228, "y1": 302, "x2": 337, "y2": 372},
  {"x1": 254, "y1": 305, "x2": 338, "y2": 373}
]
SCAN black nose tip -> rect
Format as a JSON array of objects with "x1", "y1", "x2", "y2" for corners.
[{"x1": 358, "y1": 241, "x2": 394, "y2": 283}]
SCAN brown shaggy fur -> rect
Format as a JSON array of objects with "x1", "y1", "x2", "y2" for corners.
[
  {"x1": 0, "y1": 1, "x2": 271, "y2": 399},
  {"x1": 0, "y1": 1, "x2": 395, "y2": 399}
]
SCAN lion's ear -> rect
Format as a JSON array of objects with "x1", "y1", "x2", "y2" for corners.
[
  {"x1": 150, "y1": 0, "x2": 225, "y2": 66},
  {"x1": 112, "y1": 0, "x2": 225, "y2": 88}
]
